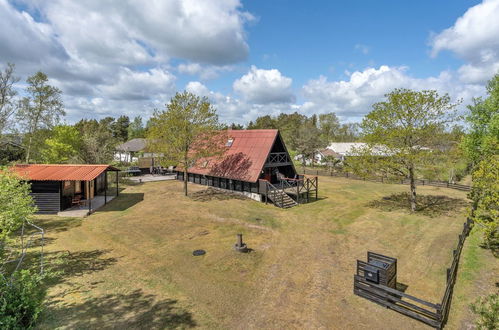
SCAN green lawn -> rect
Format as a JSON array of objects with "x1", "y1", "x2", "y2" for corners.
[{"x1": 27, "y1": 176, "x2": 495, "y2": 329}]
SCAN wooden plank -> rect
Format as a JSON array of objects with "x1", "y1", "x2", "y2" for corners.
[
  {"x1": 354, "y1": 276, "x2": 440, "y2": 309},
  {"x1": 355, "y1": 281, "x2": 440, "y2": 319},
  {"x1": 354, "y1": 286, "x2": 441, "y2": 328}
]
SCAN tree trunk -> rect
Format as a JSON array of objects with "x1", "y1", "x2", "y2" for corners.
[
  {"x1": 183, "y1": 168, "x2": 188, "y2": 196},
  {"x1": 409, "y1": 165, "x2": 417, "y2": 212},
  {"x1": 25, "y1": 135, "x2": 33, "y2": 163}
]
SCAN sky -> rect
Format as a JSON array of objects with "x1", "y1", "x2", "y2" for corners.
[{"x1": 1, "y1": 0, "x2": 498, "y2": 125}]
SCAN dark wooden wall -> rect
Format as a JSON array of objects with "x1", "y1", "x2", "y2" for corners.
[
  {"x1": 175, "y1": 171, "x2": 259, "y2": 194},
  {"x1": 30, "y1": 181, "x2": 61, "y2": 214}
]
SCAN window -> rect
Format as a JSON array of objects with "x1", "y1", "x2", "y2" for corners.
[
  {"x1": 202, "y1": 160, "x2": 209, "y2": 168},
  {"x1": 75, "y1": 181, "x2": 82, "y2": 193},
  {"x1": 226, "y1": 138, "x2": 234, "y2": 147},
  {"x1": 64, "y1": 181, "x2": 71, "y2": 189}
]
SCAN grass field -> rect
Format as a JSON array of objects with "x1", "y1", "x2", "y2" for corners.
[{"x1": 29, "y1": 176, "x2": 496, "y2": 329}]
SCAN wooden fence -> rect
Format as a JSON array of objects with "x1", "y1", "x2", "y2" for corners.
[
  {"x1": 354, "y1": 218, "x2": 474, "y2": 329},
  {"x1": 302, "y1": 168, "x2": 471, "y2": 192}
]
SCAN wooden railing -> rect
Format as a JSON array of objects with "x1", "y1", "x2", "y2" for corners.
[
  {"x1": 354, "y1": 218, "x2": 474, "y2": 329},
  {"x1": 265, "y1": 152, "x2": 291, "y2": 166},
  {"x1": 301, "y1": 168, "x2": 471, "y2": 192}
]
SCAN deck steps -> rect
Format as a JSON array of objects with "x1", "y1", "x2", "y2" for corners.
[{"x1": 267, "y1": 188, "x2": 298, "y2": 208}]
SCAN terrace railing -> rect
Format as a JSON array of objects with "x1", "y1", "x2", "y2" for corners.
[{"x1": 265, "y1": 152, "x2": 292, "y2": 167}]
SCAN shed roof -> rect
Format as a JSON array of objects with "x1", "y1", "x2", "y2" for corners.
[
  {"x1": 116, "y1": 138, "x2": 147, "y2": 152},
  {"x1": 11, "y1": 164, "x2": 119, "y2": 181},
  {"x1": 187, "y1": 129, "x2": 279, "y2": 182}
]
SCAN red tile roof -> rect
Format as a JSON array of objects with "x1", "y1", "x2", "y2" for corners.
[
  {"x1": 187, "y1": 129, "x2": 279, "y2": 182},
  {"x1": 10, "y1": 164, "x2": 119, "y2": 181}
]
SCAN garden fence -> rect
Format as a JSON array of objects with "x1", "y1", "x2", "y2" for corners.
[
  {"x1": 354, "y1": 217, "x2": 474, "y2": 329},
  {"x1": 302, "y1": 168, "x2": 471, "y2": 192}
]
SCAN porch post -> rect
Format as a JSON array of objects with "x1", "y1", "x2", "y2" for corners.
[
  {"x1": 104, "y1": 171, "x2": 107, "y2": 204},
  {"x1": 116, "y1": 170, "x2": 119, "y2": 196},
  {"x1": 316, "y1": 176, "x2": 318, "y2": 200},
  {"x1": 87, "y1": 181, "x2": 91, "y2": 213}
]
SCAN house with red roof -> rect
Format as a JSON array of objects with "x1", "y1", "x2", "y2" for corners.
[
  {"x1": 174, "y1": 129, "x2": 318, "y2": 208},
  {"x1": 10, "y1": 164, "x2": 120, "y2": 215}
]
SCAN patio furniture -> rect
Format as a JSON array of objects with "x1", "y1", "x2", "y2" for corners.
[{"x1": 71, "y1": 195, "x2": 84, "y2": 206}]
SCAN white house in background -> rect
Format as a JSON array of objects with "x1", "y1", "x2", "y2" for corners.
[
  {"x1": 294, "y1": 148, "x2": 341, "y2": 166},
  {"x1": 327, "y1": 142, "x2": 390, "y2": 161},
  {"x1": 115, "y1": 138, "x2": 148, "y2": 162},
  {"x1": 315, "y1": 148, "x2": 342, "y2": 165}
]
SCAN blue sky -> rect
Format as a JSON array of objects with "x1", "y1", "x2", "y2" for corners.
[{"x1": 1, "y1": 0, "x2": 497, "y2": 124}]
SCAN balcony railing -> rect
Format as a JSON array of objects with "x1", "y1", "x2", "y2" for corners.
[{"x1": 265, "y1": 152, "x2": 291, "y2": 167}]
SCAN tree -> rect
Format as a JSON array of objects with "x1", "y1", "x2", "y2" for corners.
[
  {"x1": 462, "y1": 74, "x2": 499, "y2": 166},
  {"x1": 112, "y1": 115, "x2": 130, "y2": 142},
  {"x1": 335, "y1": 123, "x2": 360, "y2": 142},
  {"x1": 357, "y1": 88, "x2": 459, "y2": 212},
  {"x1": 469, "y1": 156, "x2": 498, "y2": 254},
  {"x1": 41, "y1": 125, "x2": 81, "y2": 163},
  {"x1": 318, "y1": 113, "x2": 340, "y2": 144},
  {"x1": 74, "y1": 119, "x2": 116, "y2": 164},
  {"x1": 0, "y1": 63, "x2": 19, "y2": 136},
  {"x1": 128, "y1": 116, "x2": 146, "y2": 139},
  {"x1": 0, "y1": 170, "x2": 43, "y2": 329},
  {"x1": 16, "y1": 72, "x2": 65, "y2": 163},
  {"x1": 148, "y1": 92, "x2": 224, "y2": 196},
  {"x1": 229, "y1": 122, "x2": 244, "y2": 130},
  {"x1": 463, "y1": 74, "x2": 499, "y2": 253},
  {"x1": 295, "y1": 122, "x2": 325, "y2": 168},
  {"x1": 470, "y1": 293, "x2": 499, "y2": 330},
  {"x1": 0, "y1": 169, "x2": 36, "y2": 245}
]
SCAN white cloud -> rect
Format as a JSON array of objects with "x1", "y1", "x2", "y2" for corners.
[
  {"x1": 178, "y1": 63, "x2": 233, "y2": 80},
  {"x1": 185, "y1": 81, "x2": 211, "y2": 97},
  {"x1": 0, "y1": 0, "x2": 254, "y2": 122},
  {"x1": 29, "y1": 0, "x2": 253, "y2": 66},
  {"x1": 100, "y1": 67, "x2": 176, "y2": 101},
  {"x1": 301, "y1": 65, "x2": 484, "y2": 121},
  {"x1": 233, "y1": 66, "x2": 294, "y2": 104},
  {"x1": 430, "y1": 0, "x2": 499, "y2": 83}
]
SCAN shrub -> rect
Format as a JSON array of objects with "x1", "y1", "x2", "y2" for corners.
[
  {"x1": 0, "y1": 270, "x2": 45, "y2": 329},
  {"x1": 470, "y1": 293, "x2": 499, "y2": 330}
]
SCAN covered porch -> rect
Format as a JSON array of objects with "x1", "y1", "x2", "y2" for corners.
[{"x1": 57, "y1": 195, "x2": 116, "y2": 217}]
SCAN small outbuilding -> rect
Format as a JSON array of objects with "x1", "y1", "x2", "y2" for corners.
[{"x1": 11, "y1": 164, "x2": 120, "y2": 214}]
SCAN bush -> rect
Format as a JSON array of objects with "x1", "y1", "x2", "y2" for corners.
[
  {"x1": 470, "y1": 293, "x2": 499, "y2": 330},
  {"x1": 0, "y1": 270, "x2": 45, "y2": 329}
]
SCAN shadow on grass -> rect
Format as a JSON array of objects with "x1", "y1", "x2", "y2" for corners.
[
  {"x1": 18, "y1": 249, "x2": 119, "y2": 290},
  {"x1": 368, "y1": 192, "x2": 469, "y2": 217},
  {"x1": 44, "y1": 289, "x2": 196, "y2": 329},
  {"x1": 190, "y1": 187, "x2": 248, "y2": 202},
  {"x1": 98, "y1": 193, "x2": 144, "y2": 212}
]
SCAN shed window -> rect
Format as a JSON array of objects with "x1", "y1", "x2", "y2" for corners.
[
  {"x1": 226, "y1": 138, "x2": 234, "y2": 147},
  {"x1": 75, "y1": 181, "x2": 82, "y2": 193}
]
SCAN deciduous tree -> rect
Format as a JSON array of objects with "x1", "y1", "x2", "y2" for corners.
[
  {"x1": 356, "y1": 88, "x2": 459, "y2": 212},
  {"x1": 41, "y1": 125, "x2": 81, "y2": 163},
  {"x1": 16, "y1": 72, "x2": 65, "y2": 163},
  {"x1": 148, "y1": 92, "x2": 224, "y2": 196},
  {"x1": 128, "y1": 116, "x2": 146, "y2": 139}
]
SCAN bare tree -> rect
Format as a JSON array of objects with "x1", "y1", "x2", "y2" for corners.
[{"x1": 0, "y1": 63, "x2": 20, "y2": 136}]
